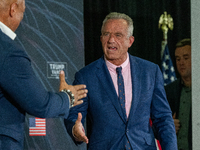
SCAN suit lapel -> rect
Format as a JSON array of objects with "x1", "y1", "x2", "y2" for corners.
[
  {"x1": 95, "y1": 57, "x2": 127, "y2": 123},
  {"x1": 128, "y1": 55, "x2": 141, "y2": 120}
]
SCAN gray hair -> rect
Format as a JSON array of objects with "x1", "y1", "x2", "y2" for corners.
[{"x1": 101, "y1": 12, "x2": 134, "y2": 37}]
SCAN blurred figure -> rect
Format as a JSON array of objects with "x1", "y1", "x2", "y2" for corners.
[{"x1": 165, "y1": 38, "x2": 191, "y2": 150}]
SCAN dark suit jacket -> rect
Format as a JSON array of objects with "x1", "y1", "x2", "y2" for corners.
[
  {"x1": 65, "y1": 54, "x2": 177, "y2": 150},
  {"x1": 0, "y1": 30, "x2": 69, "y2": 149},
  {"x1": 164, "y1": 79, "x2": 182, "y2": 116},
  {"x1": 165, "y1": 79, "x2": 192, "y2": 149}
]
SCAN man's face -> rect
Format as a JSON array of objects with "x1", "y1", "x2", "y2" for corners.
[
  {"x1": 100, "y1": 19, "x2": 134, "y2": 66},
  {"x1": 175, "y1": 45, "x2": 191, "y2": 79}
]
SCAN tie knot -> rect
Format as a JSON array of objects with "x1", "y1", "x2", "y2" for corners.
[{"x1": 116, "y1": 67, "x2": 122, "y2": 74}]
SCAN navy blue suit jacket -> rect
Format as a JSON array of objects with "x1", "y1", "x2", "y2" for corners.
[
  {"x1": 65, "y1": 55, "x2": 177, "y2": 150},
  {"x1": 0, "y1": 30, "x2": 69, "y2": 149}
]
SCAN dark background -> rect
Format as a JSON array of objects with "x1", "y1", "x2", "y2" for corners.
[{"x1": 84, "y1": 0, "x2": 191, "y2": 77}]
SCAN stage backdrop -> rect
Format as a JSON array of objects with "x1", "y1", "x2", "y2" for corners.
[{"x1": 15, "y1": 0, "x2": 86, "y2": 149}]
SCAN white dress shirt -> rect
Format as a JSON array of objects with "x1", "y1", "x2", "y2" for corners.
[{"x1": 0, "y1": 21, "x2": 16, "y2": 40}]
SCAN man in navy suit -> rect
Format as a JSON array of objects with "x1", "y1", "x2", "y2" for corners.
[
  {"x1": 65, "y1": 12, "x2": 177, "y2": 150},
  {"x1": 0, "y1": 0, "x2": 87, "y2": 149}
]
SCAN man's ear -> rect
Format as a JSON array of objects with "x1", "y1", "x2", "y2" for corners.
[
  {"x1": 128, "y1": 36, "x2": 135, "y2": 48},
  {"x1": 10, "y1": 3, "x2": 18, "y2": 17}
]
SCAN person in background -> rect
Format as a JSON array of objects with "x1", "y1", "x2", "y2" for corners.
[
  {"x1": 0, "y1": 0, "x2": 87, "y2": 149},
  {"x1": 65, "y1": 12, "x2": 177, "y2": 150},
  {"x1": 165, "y1": 38, "x2": 191, "y2": 150}
]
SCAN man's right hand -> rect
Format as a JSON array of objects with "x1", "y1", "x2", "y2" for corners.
[
  {"x1": 59, "y1": 70, "x2": 88, "y2": 107},
  {"x1": 73, "y1": 113, "x2": 89, "y2": 144},
  {"x1": 173, "y1": 113, "x2": 180, "y2": 133}
]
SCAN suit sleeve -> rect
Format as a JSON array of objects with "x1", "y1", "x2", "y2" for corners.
[
  {"x1": 151, "y1": 65, "x2": 178, "y2": 150},
  {"x1": 0, "y1": 47, "x2": 69, "y2": 118}
]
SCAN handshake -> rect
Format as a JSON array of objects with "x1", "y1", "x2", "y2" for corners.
[{"x1": 59, "y1": 70, "x2": 88, "y2": 107}]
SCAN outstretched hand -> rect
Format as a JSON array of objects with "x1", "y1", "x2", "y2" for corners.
[
  {"x1": 73, "y1": 113, "x2": 89, "y2": 144},
  {"x1": 59, "y1": 70, "x2": 88, "y2": 107}
]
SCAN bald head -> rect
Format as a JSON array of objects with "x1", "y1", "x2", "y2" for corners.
[
  {"x1": 0, "y1": 0, "x2": 25, "y2": 32},
  {"x1": 0, "y1": 0, "x2": 16, "y2": 11}
]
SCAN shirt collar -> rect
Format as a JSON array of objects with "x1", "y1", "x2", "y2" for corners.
[
  {"x1": 105, "y1": 53, "x2": 129, "y2": 73},
  {"x1": 0, "y1": 21, "x2": 16, "y2": 40}
]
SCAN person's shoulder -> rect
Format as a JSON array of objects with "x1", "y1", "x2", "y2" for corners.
[
  {"x1": 165, "y1": 79, "x2": 181, "y2": 90},
  {"x1": 0, "y1": 33, "x2": 29, "y2": 69},
  {"x1": 130, "y1": 54, "x2": 156, "y2": 64},
  {"x1": 0, "y1": 31, "x2": 22, "y2": 52},
  {"x1": 129, "y1": 54, "x2": 157, "y2": 69},
  {"x1": 78, "y1": 56, "x2": 104, "y2": 73},
  {"x1": 0, "y1": 31, "x2": 15, "y2": 62},
  {"x1": 0, "y1": 30, "x2": 12, "y2": 43}
]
